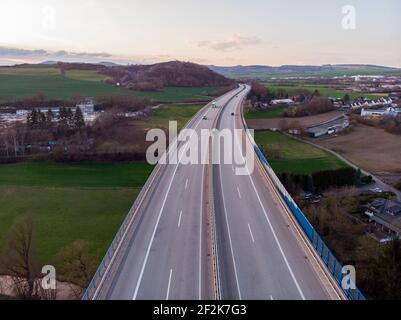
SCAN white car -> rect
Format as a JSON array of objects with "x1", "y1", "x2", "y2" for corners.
[
  {"x1": 327, "y1": 127, "x2": 336, "y2": 135},
  {"x1": 370, "y1": 187, "x2": 383, "y2": 193}
]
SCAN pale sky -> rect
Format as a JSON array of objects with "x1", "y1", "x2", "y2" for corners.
[{"x1": 0, "y1": 0, "x2": 400, "y2": 66}]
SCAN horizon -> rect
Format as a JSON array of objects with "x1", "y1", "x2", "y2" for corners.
[
  {"x1": 3, "y1": 59, "x2": 401, "y2": 70},
  {"x1": 0, "y1": 0, "x2": 400, "y2": 67}
]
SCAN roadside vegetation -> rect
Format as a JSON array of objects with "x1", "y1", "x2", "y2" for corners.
[
  {"x1": 301, "y1": 188, "x2": 401, "y2": 300},
  {"x1": 245, "y1": 106, "x2": 286, "y2": 119}
]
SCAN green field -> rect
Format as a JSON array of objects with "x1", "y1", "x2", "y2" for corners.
[
  {"x1": 222, "y1": 69, "x2": 401, "y2": 79},
  {"x1": 64, "y1": 70, "x2": 110, "y2": 82},
  {"x1": 254, "y1": 130, "x2": 347, "y2": 175},
  {"x1": 131, "y1": 86, "x2": 221, "y2": 103},
  {"x1": 137, "y1": 103, "x2": 204, "y2": 130},
  {"x1": 266, "y1": 84, "x2": 382, "y2": 99},
  {"x1": 0, "y1": 161, "x2": 153, "y2": 265},
  {"x1": 245, "y1": 106, "x2": 287, "y2": 119},
  {"x1": 0, "y1": 66, "x2": 222, "y2": 103}
]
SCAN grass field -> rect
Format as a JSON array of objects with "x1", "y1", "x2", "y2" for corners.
[
  {"x1": 266, "y1": 84, "x2": 382, "y2": 99},
  {"x1": 245, "y1": 106, "x2": 287, "y2": 119},
  {"x1": 0, "y1": 65, "x2": 222, "y2": 103},
  {"x1": 0, "y1": 162, "x2": 153, "y2": 265},
  {"x1": 254, "y1": 130, "x2": 347, "y2": 175},
  {"x1": 64, "y1": 70, "x2": 110, "y2": 82},
  {"x1": 222, "y1": 69, "x2": 401, "y2": 79},
  {"x1": 131, "y1": 86, "x2": 220, "y2": 103},
  {"x1": 136, "y1": 103, "x2": 204, "y2": 130}
]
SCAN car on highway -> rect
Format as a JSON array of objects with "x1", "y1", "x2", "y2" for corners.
[
  {"x1": 231, "y1": 112, "x2": 235, "y2": 116},
  {"x1": 370, "y1": 187, "x2": 383, "y2": 193},
  {"x1": 202, "y1": 116, "x2": 208, "y2": 120}
]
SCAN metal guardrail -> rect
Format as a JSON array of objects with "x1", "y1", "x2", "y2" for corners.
[{"x1": 241, "y1": 97, "x2": 365, "y2": 300}]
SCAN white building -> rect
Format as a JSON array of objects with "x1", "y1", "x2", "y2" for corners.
[
  {"x1": 271, "y1": 99, "x2": 295, "y2": 105},
  {"x1": 76, "y1": 98, "x2": 95, "y2": 114},
  {"x1": 361, "y1": 107, "x2": 401, "y2": 118}
]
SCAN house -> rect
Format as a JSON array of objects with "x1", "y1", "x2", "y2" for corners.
[
  {"x1": 364, "y1": 199, "x2": 401, "y2": 235},
  {"x1": 365, "y1": 198, "x2": 387, "y2": 217},
  {"x1": 348, "y1": 97, "x2": 393, "y2": 110},
  {"x1": 386, "y1": 204, "x2": 401, "y2": 216}
]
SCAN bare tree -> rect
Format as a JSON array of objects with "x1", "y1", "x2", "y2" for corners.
[{"x1": 0, "y1": 216, "x2": 40, "y2": 299}]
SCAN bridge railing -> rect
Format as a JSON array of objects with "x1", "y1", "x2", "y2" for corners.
[{"x1": 242, "y1": 120, "x2": 365, "y2": 300}]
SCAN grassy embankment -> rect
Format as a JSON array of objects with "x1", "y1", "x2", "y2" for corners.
[{"x1": 254, "y1": 130, "x2": 347, "y2": 175}]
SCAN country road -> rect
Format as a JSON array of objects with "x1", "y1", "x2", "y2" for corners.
[{"x1": 85, "y1": 85, "x2": 341, "y2": 300}]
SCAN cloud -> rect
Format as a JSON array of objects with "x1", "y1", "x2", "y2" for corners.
[
  {"x1": 0, "y1": 47, "x2": 48, "y2": 56},
  {"x1": 0, "y1": 46, "x2": 113, "y2": 59},
  {"x1": 198, "y1": 35, "x2": 261, "y2": 51}
]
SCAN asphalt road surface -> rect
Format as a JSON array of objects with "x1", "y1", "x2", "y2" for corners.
[
  {"x1": 90, "y1": 85, "x2": 338, "y2": 300},
  {"x1": 213, "y1": 85, "x2": 334, "y2": 300},
  {"x1": 93, "y1": 87, "x2": 244, "y2": 300}
]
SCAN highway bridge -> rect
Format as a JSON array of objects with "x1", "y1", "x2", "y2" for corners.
[{"x1": 83, "y1": 85, "x2": 348, "y2": 300}]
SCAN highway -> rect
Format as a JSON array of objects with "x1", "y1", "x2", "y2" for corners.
[
  {"x1": 91, "y1": 87, "x2": 244, "y2": 300},
  {"x1": 87, "y1": 85, "x2": 340, "y2": 300},
  {"x1": 213, "y1": 85, "x2": 338, "y2": 300}
]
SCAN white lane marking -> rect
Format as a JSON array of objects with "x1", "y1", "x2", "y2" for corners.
[
  {"x1": 232, "y1": 108, "x2": 306, "y2": 301},
  {"x1": 166, "y1": 269, "x2": 173, "y2": 300},
  {"x1": 219, "y1": 161, "x2": 242, "y2": 300},
  {"x1": 132, "y1": 106, "x2": 212, "y2": 300},
  {"x1": 178, "y1": 210, "x2": 183, "y2": 228},
  {"x1": 248, "y1": 224, "x2": 255, "y2": 243},
  {"x1": 270, "y1": 295, "x2": 274, "y2": 300},
  {"x1": 237, "y1": 186, "x2": 242, "y2": 199},
  {"x1": 185, "y1": 179, "x2": 189, "y2": 190}
]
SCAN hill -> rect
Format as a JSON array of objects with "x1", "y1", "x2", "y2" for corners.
[
  {"x1": 102, "y1": 61, "x2": 234, "y2": 91},
  {"x1": 209, "y1": 64, "x2": 401, "y2": 79}
]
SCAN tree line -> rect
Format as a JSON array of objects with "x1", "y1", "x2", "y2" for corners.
[
  {"x1": 27, "y1": 107, "x2": 85, "y2": 130},
  {"x1": 277, "y1": 167, "x2": 362, "y2": 195}
]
